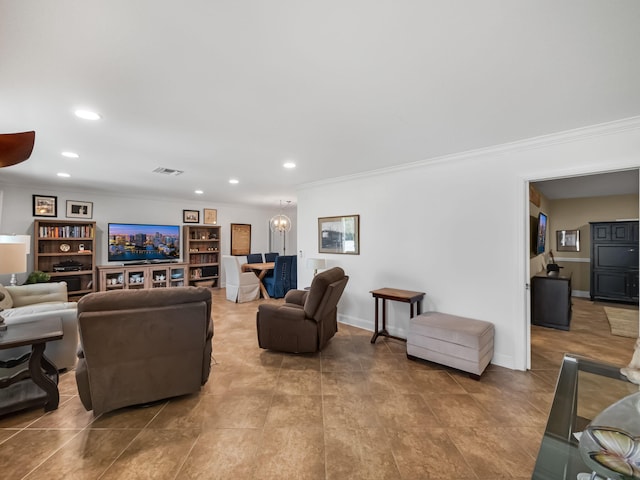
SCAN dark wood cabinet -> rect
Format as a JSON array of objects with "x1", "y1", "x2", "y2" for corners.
[
  {"x1": 590, "y1": 221, "x2": 639, "y2": 304},
  {"x1": 532, "y1": 272, "x2": 572, "y2": 330}
]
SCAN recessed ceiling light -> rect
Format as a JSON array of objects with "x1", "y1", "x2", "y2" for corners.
[
  {"x1": 57, "y1": 172, "x2": 71, "y2": 178},
  {"x1": 74, "y1": 109, "x2": 101, "y2": 120},
  {"x1": 195, "y1": 189, "x2": 204, "y2": 195},
  {"x1": 283, "y1": 161, "x2": 296, "y2": 169},
  {"x1": 229, "y1": 179, "x2": 239, "y2": 184},
  {"x1": 61, "y1": 151, "x2": 79, "y2": 158}
]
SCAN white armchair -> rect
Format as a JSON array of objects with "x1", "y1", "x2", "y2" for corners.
[{"x1": 222, "y1": 255, "x2": 260, "y2": 303}]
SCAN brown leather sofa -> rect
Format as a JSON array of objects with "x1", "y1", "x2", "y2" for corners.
[
  {"x1": 75, "y1": 287, "x2": 213, "y2": 415},
  {"x1": 256, "y1": 267, "x2": 348, "y2": 353}
]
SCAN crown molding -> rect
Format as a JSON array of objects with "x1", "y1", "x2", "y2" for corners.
[{"x1": 299, "y1": 116, "x2": 640, "y2": 189}]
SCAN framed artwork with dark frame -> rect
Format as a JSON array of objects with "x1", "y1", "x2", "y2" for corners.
[
  {"x1": 203, "y1": 208, "x2": 217, "y2": 225},
  {"x1": 230, "y1": 223, "x2": 251, "y2": 256},
  {"x1": 556, "y1": 229, "x2": 580, "y2": 252},
  {"x1": 32, "y1": 194, "x2": 57, "y2": 217},
  {"x1": 183, "y1": 209, "x2": 199, "y2": 224},
  {"x1": 318, "y1": 214, "x2": 360, "y2": 254},
  {"x1": 66, "y1": 200, "x2": 93, "y2": 219}
]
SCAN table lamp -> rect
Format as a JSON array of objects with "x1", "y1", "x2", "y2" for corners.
[
  {"x1": 306, "y1": 258, "x2": 326, "y2": 276},
  {"x1": 0, "y1": 242, "x2": 27, "y2": 331},
  {"x1": 0, "y1": 235, "x2": 30, "y2": 286}
]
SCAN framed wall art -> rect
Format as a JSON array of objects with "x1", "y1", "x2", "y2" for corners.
[
  {"x1": 66, "y1": 200, "x2": 93, "y2": 219},
  {"x1": 32, "y1": 194, "x2": 57, "y2": 217},
  {"x1": 203, "y1": 208, "x2": 217, "y2": 225},
  {"x1": 318, "y1": 214, "x2": 360, "y2": 254},
  {"x1": 556, "y1": 229, "x2": 580, "y2": 252},
  {"x1": 230, "y1": 223, "x2": 251, "y2": 255},
  {"x1": 183, "y1": 209, "x2": 200, "y2": 224}
]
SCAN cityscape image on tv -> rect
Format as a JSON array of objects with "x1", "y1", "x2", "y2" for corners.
[{"x1": 108, "y1": 224, "x2": 180, "y2": 261}]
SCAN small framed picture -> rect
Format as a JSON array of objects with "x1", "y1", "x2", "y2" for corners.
[
  {"x1": 33, "y1": 194, "x2": 57, "y2": 217},
  {"x1": 203, "y1": 208, "x2": 217, "y2": 225},
  {"x1": 183, "y1": 209, "x2": 200, "y2": 224},
  {"x1": 556, "y1": 229, "x2": 580, "y2": 252},
  {"x1": 66, "y1": 200, "x2": 93, "y2": 219}
]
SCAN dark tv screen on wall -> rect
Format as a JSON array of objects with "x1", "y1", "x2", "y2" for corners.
[
  {"x1": 536, "y1": 212, "x2": 548, "y2": 255},
  {"x1": 108, "y1": 223, "x2": 180, "y2": 262}
]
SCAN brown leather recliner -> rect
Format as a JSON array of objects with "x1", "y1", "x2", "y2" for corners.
[
  {"x1": 256, "y1": 267, "x2": 349, "y2": 353},
  {"x1": 75, "y1": 287, "x2": 213, "y2": 415}
]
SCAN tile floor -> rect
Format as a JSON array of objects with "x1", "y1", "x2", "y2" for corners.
[{"x1": 0, "y1": 290, "x2": 636, "y2": 479}]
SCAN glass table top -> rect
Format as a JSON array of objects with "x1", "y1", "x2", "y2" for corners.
[{"x1": 532, "y1": 354, "x2": 638, "y2": 480}]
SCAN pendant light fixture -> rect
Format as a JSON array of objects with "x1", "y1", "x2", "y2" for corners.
[
  {"x1": 270, "y1": 201, "x2": 292, "y2": 255},
  {"x1": 269, "y1": 201, "x2": 292, "y2": 234}
]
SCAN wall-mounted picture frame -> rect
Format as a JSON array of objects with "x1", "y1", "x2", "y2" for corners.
[
  {"x1": 203, "y1": 208, "x2": 217, "y2": 225},
  {"x1": 318, "y1": 214, "x2": 360, "y2": 254},
  {"x1": 230, "y1": 223, "x2": 251, "y2": 255},
  {"x1": 183, "y1": 209, "x2": 200, "y2": 224},
  {"x1": 66, "y1": 200, "x2": 93, "y2": 219},
  {"x1": 33, "y1": 194, "x2": 57, "y2": 217},
  {"x1": 557, "y1": 229, "x2": 580, "y2": 252}
]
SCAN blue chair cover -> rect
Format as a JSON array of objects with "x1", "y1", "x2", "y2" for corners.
[
  {"x1": 264, "y1": 252, "x2": 279, "y2": 262},
  {"x1": 263, "y1": 255, "x2": 295, "y2": 298},
  {"x1": 289, "y1": 254, "x2": 297, "y2": 290},
  {"x1": 246, "y1": 253, "x2": 263, "y2": 264}
]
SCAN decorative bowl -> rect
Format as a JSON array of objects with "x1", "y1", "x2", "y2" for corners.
[{"x1": 579, "y1": 391, "x2": 640, "y2": 479}]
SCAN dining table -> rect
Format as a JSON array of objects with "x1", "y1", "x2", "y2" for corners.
[{"x1": 241, "y1": 262, "x2": 275, "y2": 299}]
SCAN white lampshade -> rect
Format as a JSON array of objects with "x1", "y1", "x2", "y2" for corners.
[
  {"x1": 0, "y1": 234, "x2": 31, "y2": 254},
  {"x1": 306, "y1": 258, "x2": 326, "y2": 275},
  {"x1": 0, "y1": 243, "x2": 27, "y2": 275}
]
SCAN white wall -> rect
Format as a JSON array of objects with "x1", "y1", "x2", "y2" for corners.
[
  {"x1": 0, "y1": 184, "x2": 296, "y2": 286},
  {"x1": 296, "y1": 117, "x2": 640, "y2": 371}
]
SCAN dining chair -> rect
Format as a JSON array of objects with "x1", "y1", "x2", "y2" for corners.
[
  {"x1": 263, "y1": 255, "x2": 296, "y2": 299},
  {"x1": 264, "y1": 252, "x2": 279, "y2": 262},
  {"x1": 246, "y1": 253, "x2": 264, "y2": 264},
  {"x1": 222, "y1": 255, "x2": 261, "y2": 303}
]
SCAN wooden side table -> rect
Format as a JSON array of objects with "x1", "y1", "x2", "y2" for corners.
[
  {"x1": 0, "y1": 317, "x2": 63, "y2": 416},
  {"x1": 370, "y1": 288, "x2": 426, "y2": 343}
]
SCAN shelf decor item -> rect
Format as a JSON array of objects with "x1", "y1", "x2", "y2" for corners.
[
  {"x1": 318, "y1": 214, "x2": 360, "y2": 255},
  {"x1": 183, "y1": 209, "x2": 199, "y2": 224},
  {"x1": 66, "y1": 200, "x2": 93, "y2": 219},
  {"x1": 32, "y1": 194, "x2": 57, "y2": 217}
]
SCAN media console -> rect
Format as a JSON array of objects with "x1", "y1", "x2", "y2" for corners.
[{"x1": 97, "y1": 263, "x2": 188, "y2": 291}]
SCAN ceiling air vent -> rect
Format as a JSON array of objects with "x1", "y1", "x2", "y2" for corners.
[{"x1": 153, "y1": 167, "x2": 184, "y2": 176}]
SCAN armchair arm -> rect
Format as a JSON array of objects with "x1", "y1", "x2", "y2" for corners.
[{"x1": 284, "y1": 289, "x2": 308, "y2": 306}]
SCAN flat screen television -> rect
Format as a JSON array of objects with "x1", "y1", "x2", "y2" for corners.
[
  {"x1": 536, "y1": 212, "x2": 548, "y2": 255},
  {"x1": 108, "y1": 223, "x2": 180, "y2": 263}
]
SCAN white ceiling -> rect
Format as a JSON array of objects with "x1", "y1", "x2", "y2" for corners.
[{"x1": 1, "y1": 1, "x2": 640, "y2": 207}]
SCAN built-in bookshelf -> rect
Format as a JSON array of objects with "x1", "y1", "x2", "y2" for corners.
[
  {"x1": 34, "y1": 219, "x2": 96, "y2": 301},
  {"x1": 183, "y1": 225, "x2": 221, "y2": 287}
]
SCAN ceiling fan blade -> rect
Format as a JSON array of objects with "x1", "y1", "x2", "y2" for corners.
[{"x1": 0, "y1": 131, "x2": 36, "y2": 167}]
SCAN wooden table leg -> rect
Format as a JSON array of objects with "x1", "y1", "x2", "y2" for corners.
[
  {"x1": 28, "y1": 343, "x2": 59, "y2": 412},
  {"x1": 371, "y1": 297, "x2": 380, "y2": 343},
  {"x1": 258, "y1": 270, "x2": 271, "y2": 299}
]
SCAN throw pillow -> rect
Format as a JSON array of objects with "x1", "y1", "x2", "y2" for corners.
[{"x1": 0, "y1": 284, "x2": 13, "y2": 309}]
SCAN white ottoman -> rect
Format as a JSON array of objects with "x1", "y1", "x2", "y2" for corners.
[{"x1": 407, "y1": 312, "x2": 494, "y2": 378}]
